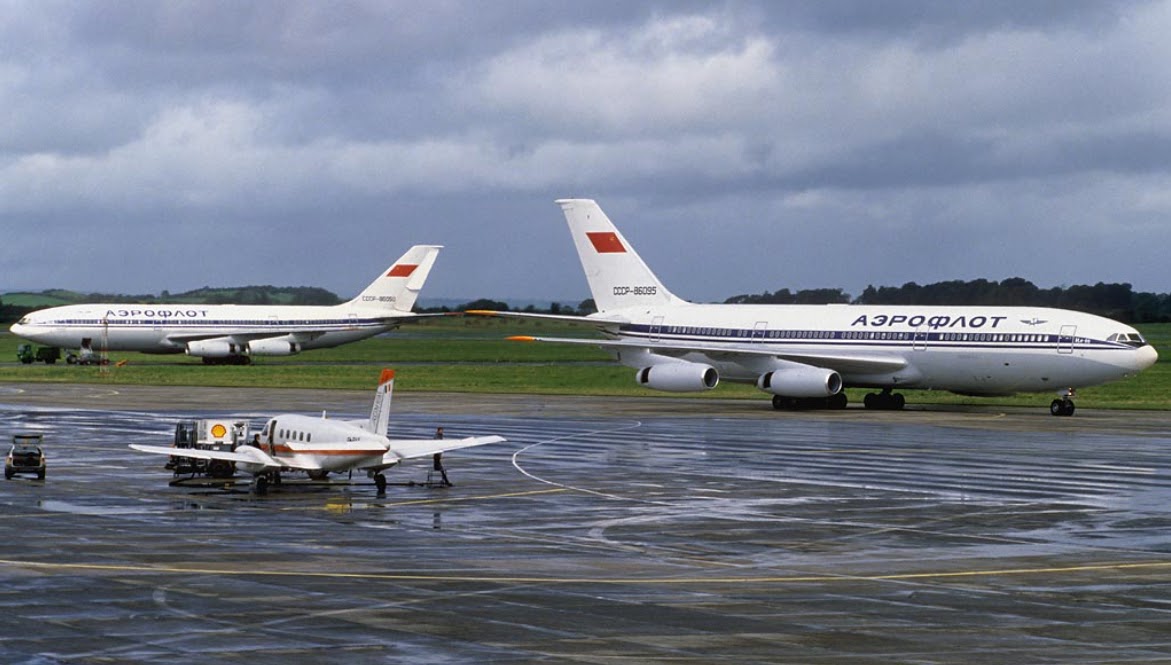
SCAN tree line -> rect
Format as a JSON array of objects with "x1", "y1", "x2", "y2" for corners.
[{"x1": 5, "y1": 278, "x2": 1170, "y2": 324}]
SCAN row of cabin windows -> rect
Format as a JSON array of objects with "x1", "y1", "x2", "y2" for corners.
[
  {"x1": 660, "y1": 327, "x2": 1058, "y2": 344},
  {"x1": 278, "y1": 429, "x2": 311, "y2": 443},
  {"x1": 47, "y1": 319, "x2": 372, "y2": 327}
]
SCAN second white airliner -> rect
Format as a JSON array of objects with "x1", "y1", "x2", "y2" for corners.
[
  {"x1": 10, "y1": 245, "x2": 442, "y2": 364},
  {"x1": 471, "y1": 199, "x2": 1157, "y2": 416}
]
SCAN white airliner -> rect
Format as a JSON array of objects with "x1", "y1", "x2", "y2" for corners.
[
  {"x1": 471, "y1": 199, "x2": 1158, "y2": 416},
  {"x1": 10, "y1": 245, "x2": 442, "y2": 365},
  {"x1": 130, "y1": 369, "x2": 506, "y2": 493}
]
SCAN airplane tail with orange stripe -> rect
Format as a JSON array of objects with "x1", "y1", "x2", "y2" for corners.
[
  {"x1": 556, "y1": 199, "x2": 685, "y2": 313},
  {"x1": 346, "y1": 245, "x2": 442, "y2": 313},
  {"x1": 366, "y1": 369, "x2": 395, "y2": 435}
]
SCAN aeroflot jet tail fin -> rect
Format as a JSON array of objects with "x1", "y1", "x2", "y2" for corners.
[
  {"x1": 366, "y1": 369, "x2": 395, "y2": 435},
  {"x1": 348, "y1": 245, "x2": 442, "y2": 313},
  {"x1": 557, "y1": 199, "x2": 684, "y2": 312}
]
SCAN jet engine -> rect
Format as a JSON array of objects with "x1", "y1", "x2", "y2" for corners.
[
  {"x1": 636, "y1": 363, "x2": 719, "y2": 392},
  {"x1": 185, "y1": 338, "x2": 244, "y2": 358},
  {"x1": 247, "y1": 338, "x2": 302, "y2": 356},
  {"x1": 756, "y1": 366, "x2": 842, "y2": 398}
]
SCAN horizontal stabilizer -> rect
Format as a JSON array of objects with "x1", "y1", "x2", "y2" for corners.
[{"x1": 381, "y1": 435, "x2": 506, "y2": 465}]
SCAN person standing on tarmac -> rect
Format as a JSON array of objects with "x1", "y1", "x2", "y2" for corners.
[{"x1": 433, "y1": 427, "x2": 452, "y2": 487}]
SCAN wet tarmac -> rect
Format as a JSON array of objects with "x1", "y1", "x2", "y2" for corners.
[{"x1": 1, "y1": 383, "x2": 1171, "y2": 664}]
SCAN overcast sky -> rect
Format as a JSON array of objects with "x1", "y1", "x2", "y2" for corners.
[{"x1": 2, "y1": 1, "x2": 1169, "y2": 305}]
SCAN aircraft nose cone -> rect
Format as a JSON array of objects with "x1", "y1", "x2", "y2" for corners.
[{"x1": 1134, "y1": 344, "x2": 1158, "y2": 371}]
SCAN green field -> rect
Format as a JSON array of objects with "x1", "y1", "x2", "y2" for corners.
[{"x1": 1, "y1": 318, "x2": 1167, "y2": 410}]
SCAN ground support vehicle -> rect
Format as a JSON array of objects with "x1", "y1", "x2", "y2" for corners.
[
  {"x1": 6, "y1": 434, "x2": 46, "y2": 479},
  {"x1": 167, "y1": 419, "x2": 251, "y2": 479},
  {"x1": 16, "y1": 344, "x2": 60, "y2": 364}
]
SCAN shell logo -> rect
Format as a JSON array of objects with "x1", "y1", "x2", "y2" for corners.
[{"x1": 210, "y1": 423, "x2": 228, "y2": 439}]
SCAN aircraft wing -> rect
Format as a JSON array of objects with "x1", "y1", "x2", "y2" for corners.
[
  {"x1": 465, "y1": 309, "x2": 625, "y2": 330},
  {"x1": 508, "y1": 334, "x2": 908, "y2": 375},
  {"x1": 378, "y1": 435, "x2": 507, "y2": 466},
  {"x1": 128, "y1": 444, "x2": 295, "y2": 471},
  {"x1": 162, "y1": 330, "x2": 321, "y2": 345},
  {"x1": 160, "y1": 313, "x2": 454, "y2": 348}
]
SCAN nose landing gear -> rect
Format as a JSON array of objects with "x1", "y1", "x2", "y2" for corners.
[{"x1": 1050, "y1": 389, "x2": 1076, "y2": 417}]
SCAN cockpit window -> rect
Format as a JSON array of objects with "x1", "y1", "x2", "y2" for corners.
[{"x1": 1109, "y1": 332, "x2": 1147, "y2": 347}]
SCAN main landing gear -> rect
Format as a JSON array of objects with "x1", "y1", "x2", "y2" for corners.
[
  {"x1": 863, "y1": 388, "x2": 905, "y2": 411},
  {"x1": 771, "y1": 393, "x2": 849, "y2": 410},
  {"x1": 250, "y1": 471, "x2": 282, "y2": 495},
  {"x1": 1050, "y1": 389, "x2": 1076, "y2": 417}
]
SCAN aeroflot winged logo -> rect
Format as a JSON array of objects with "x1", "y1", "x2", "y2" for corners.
[
  {"x1": 587, "y1": 232, "x2": 627, "y2": 253},
  {"x1": 386, "y1": 264, "x2": 419, "y2": 277}
]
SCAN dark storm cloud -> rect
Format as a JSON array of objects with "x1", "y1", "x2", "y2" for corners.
[{"x1": 1, "y1": 1, "x2": 1168, "y2": 302}]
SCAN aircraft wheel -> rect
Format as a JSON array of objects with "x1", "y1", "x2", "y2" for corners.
[
  {"x1": 892, "y1": 393, "x2": 906, "y2": 410},
  {"x1": 828, "y1": 392, "x2": 849, "y2": 410},
  {"x1": 1050, "y1": 399, "x2": 1075, "y2": 417},
  {"x1": 252, "y1": 475, "x2": 268, "y2": 495},
  {"x1": 771, "y1": 395, "x2": 792, "y2": 410},
  {"x1": 863, "y1": 393, "x2": 877, "y2": 409}
]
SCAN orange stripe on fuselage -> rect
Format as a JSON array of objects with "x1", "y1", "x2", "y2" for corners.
[{"x1": 271, "y1": 444, "x2": 382, "y2": 456}]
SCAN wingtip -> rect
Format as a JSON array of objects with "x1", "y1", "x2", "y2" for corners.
[{"x1": 506, "y1": 336, "x2": 536, "y2": 342}]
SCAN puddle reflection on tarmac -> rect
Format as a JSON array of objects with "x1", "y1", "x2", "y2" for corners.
[{"x1": 1, "y1": 389, "x2": 1171, "y2": 664}]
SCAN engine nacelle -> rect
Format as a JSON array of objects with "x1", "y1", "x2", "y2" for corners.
[
  {"x1": 247, "y1": 338, "x2": 302, "y2": 356},
  {"x1": 185, "y1": 338, "x2": 244, "y2": 358},
  {"x1": 636, "y1": 363, "x2": 719, "y2": 392},
  {"x1": 756, "y1": 366, "x2": 842, "y2": 398}
]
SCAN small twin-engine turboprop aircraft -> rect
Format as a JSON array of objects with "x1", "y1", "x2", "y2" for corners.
[
  {"x1": 130, "y1": 369, "x2": 505, "y2": 494},
  {"x1": 11, "y1": 245, "x2": 442, "y2": 365},
  {"x1": 469, "y1": 199, "x2": 1157, "y2": 416}
]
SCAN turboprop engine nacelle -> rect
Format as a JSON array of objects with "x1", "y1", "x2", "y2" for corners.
[
  {"x1": 757, "y1": 366, "x2": 843, "y2": 398},
  {"x1": 185, "y1": 338, "x2": 244, "y2": 358},
  {"x1": 247, "y1": 338, "x2": 302, "y2": 356},
  {"x1": 636, "y1": 363, "x2": 719, "y2": 392}
]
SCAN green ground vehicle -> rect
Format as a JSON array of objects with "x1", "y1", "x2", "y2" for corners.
[
  {"x1": 6, "y1": 433, "x2": 46, "y2": 480},
  {"x1": 16, "y1": 344, "x2": 61, "y2": 364}
]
